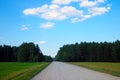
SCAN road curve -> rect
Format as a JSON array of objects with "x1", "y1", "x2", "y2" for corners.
[{"x1": 32, "y1": 62, "x2": 120, "y2": 80}]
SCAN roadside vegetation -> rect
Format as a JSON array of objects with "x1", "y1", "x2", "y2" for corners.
[
  {"x1": 71, "y1": 62, "x2": 120, "y2": 77},
  {"x1": 55, "y1": 40, "x2": 120, "y2": 62},
  {"x1": 0, "y1": 42, "x2": 52, "y2": 80},
  {"x1": 0, "y1": 62, "x2": 50, "y2": 80},
  {"x1": 0, "y1": 42, "x2": 52, "y2": 62}
]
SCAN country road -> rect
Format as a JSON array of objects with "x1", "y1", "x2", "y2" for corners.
[{"x1": 32, "y1": 62, "x2": 120, "y2": 80}]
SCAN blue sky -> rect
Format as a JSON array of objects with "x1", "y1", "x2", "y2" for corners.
[{"x1": 0, "y1": 0, "x2": 120, "y2": 57}]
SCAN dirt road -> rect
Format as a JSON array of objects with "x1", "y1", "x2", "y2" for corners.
[{"x1": 32, "y1": 62, "x2": 120, "y2": 80}]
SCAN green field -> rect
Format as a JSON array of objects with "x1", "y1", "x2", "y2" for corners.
[
  {"x1": 0, "y1": 62, "x2": 50, "y2": 80},
  {"x1": 71, "y1": 62, "x2": 120, "y2": 77}
]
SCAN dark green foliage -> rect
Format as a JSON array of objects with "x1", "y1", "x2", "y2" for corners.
[
  {"x1": 44, "y1": 55, "x2": 53, "y2": 62},
  {"x1": 0, "y1": 42, "x2": 46, "y2": 62},
  {"x1": 0, "y1": 45, "x2": 14, "y2": 62},
  {"x1": 55, "y1": 40, "x2": 120, "y2": 62},
  {"x1": 17, "y1": 43, "x2": 44, "y2": 62}
]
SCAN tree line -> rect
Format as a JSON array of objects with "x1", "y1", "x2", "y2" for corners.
[
  {"x1": 0, "y1": 42, "x2": 52, "y2": 62},
  {"x1": 55, "y1": 40, "x2": 120, "y2": 62}
]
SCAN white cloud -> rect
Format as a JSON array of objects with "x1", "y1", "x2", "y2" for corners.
[
  {"x1": 21, "y1": 26, "x2": 29, "y2": 30},
  {"x1": 23, "y1": 5, "x2": 83, "y2": 21},
  {"x1": 49, "y1": 4, "x2": 59, "y2": 9},
  {"x1": 80, "y1": 0, "x2": 106, "y2": 8},
  {"x1": 97, "y1": 0, "x2": 105, "y2": 3},
  {"x1": 80, "y1": 0, "x2": 96, "y2": 7},
  {"x1": 41, "y1": 10, "x2": 67, "y2": 20},
  {"x1": 71, "y1": 5, "x2": 110, "y2": 23},
  {"x1": 23, "y1": 8, "x2": 37, "y2": 15},
  {"x1": 89, "y1": 6, "x2": 110, "y2": 16},
  {"x1": 40, "y1": 22, "x2": 54, "y2": 29},
  {"x1": 52, "y1": 0, "x2": 78, "y2": 5},
  {"x1": 21, "y1": 24, "x2": 30, "y2": 30},
  {"x1": 72, "y1": 14, "x2": 91, "y2": 23},
  {"x1": 23, "y1": 4, "x2": 49, "y2": 15},
  {"x1": 23, "y1": 0, "x2": 110, "y2": 23},
  {"x1": 61, "y1": 6, "x2": 83, "y2": 17},
  {"x1": 36, "y1": 41, "x2": 46, "y2": 45}
]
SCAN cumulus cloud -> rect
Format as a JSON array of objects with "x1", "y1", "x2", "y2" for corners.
[
  {"x1": 40, "y1": 22, "x2": 54, "y2": 29},
  {"x1": 23, "y1": 5, "x2": 83, "y2": 21},
  {"x1": 36, "y1": 41, "x2": 46, "y2": 45},
  {"x1": 52, "y1": 0, "x2": 79, "y2": 5},
  {"x1": 89, "y1": 6, "x2": 110, "y2": 16},
  {"x1": 49, "y1": 4, "x2": 59, "y2": 9},
  {"x1": 80, "y1": 0, "x2": 96, "y2": 7},
  {"x1": 61, "y1": 6, "x2": 83, "y2": 16},
  {"x1": 23, "y1": 4, "x2": 49, "y2": 15},
  {"x1": 72, "y1": 14, "x2": 91, "y2": 23},
  {"x1": 21, "y1": 24, "x2": 30, "y2": 30},
  {"x1": 21, "y1": 27, "x2": 28, "y2": 30},
  {"x1": 52, "y1": 0, "x2": 71, "y2": 5},
  {"x1": 23, "y1": 0, "x2": 110, "y2": 23},
  {"x1": 41, "y1": 9, "x2": 66, "y2": 20},
  {"x1": 80, "y1": 0, "x2": 106, "y2": 8}
]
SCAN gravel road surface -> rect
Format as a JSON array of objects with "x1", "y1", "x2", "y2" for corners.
[{"x1": 32, "y1": 62, "x2": 120, "y2": 80}]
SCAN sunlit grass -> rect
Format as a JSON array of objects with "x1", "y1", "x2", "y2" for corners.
[
  {"x1": 0, "y1": 62, "x2": 50, "y2": 80},
  {"x1": 71, "y1": 62, "x2": 120, "y2": 77}
]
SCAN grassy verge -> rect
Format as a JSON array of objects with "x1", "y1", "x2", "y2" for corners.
[
  {"x1": 0, "y1": 62, "x2": 50, "y2": 80},
  {"x1": 70, "y1": 62, "x2": 120, "y2": 77}
]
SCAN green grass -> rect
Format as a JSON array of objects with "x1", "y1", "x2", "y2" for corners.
[
  {"x1": 71, "y1": 62, "x2": 120, "y2": 77},
  {"x1": 0, "y1": 62, "x2": 50, "y2": 80}
]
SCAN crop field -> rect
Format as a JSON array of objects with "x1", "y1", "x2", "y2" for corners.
[
  {"x1": 0, "y1": 62, "x2": 49, "y2": 80},
  {"x1": 71, "y1": 62, "x2": 120, "y2": 77}
]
